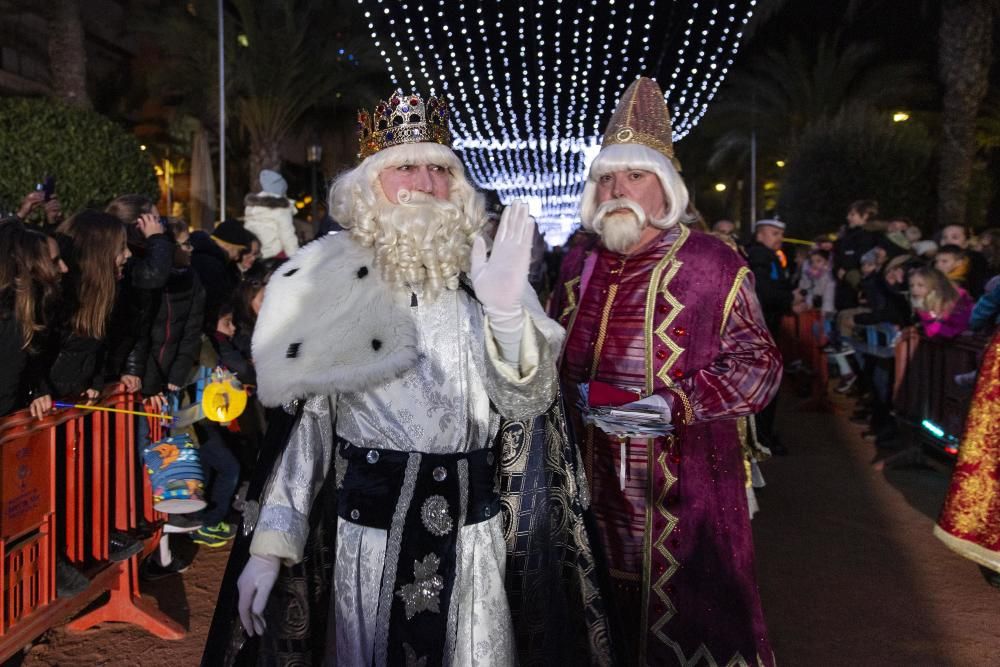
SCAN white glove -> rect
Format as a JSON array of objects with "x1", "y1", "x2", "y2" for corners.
[
  {"x1": 470, "y1": 201, "x2": 535, "y2": 362},
  {"x1": 237, "y1": 554, "x2": 280, "y2": 636}
]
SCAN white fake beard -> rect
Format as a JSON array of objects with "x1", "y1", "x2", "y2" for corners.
[
  {"x1": 593, "y1": 198, "x2": 647, "y2": 254},
  {"x1": 358, "y1": 190, "x2": 475, "y2": 300}
]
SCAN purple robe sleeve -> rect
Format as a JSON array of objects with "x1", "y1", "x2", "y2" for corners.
[{"x1": 660, "y1": 277, "x2": 782, "y2": 424}]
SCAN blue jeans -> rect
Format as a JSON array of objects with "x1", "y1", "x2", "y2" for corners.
[{"x1": 193, "y1": 422, "x2": 240, "y2": 525}]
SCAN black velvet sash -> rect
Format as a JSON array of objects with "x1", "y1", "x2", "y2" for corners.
[{"x1": 337, "y1": 443, "x2": 499, "y2": 666}]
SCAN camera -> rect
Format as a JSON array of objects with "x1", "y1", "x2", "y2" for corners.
[{"x1": 35, "y1": 176, "x2": 56, "y2": 202}]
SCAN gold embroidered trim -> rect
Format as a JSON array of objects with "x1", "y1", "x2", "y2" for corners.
[
  {"x1": 608, "y1": 568, "x2": 642, "y2": 582},
  {"x1": 720, "y1": 266, "x2": 750, "y2": 336},
  {"x1": 644, "y1": 224, "x2": 690, "y2": 396},
  {"x1": 648, "y1": 450, "x2": 680, "y2": 649},
  {"x1": 590, "y1": 283, "x2": 620, "y2": 378},
  {"x1": 559, "y1": 276, "x2": 581, "y2": 323},
  {"x1": 671, "y1": 386, "x2": 694, "y2": 425}
]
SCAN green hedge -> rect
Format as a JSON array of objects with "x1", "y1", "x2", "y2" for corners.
[
  {"x1": 0, "y1": 97, "x2": 159, "y2": 218},
  {"x1": 777, "y1": 109, "x2": 935, "y2": 239}
]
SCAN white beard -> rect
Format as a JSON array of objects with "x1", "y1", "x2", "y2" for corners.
[
  {"x1": 592, "y1": 198, "x2": 646, "y2": 254},
  {"x1": 351, "y1": 190, "x2": 476, "y2": 300}
]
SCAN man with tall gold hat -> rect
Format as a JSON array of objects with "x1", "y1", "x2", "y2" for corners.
[
  {"x1": 550, "y1": 77, "x2": 782, "y2": 666},
  {"x1": 201, "y1": 89, "x2": 611, "y2": 667}
]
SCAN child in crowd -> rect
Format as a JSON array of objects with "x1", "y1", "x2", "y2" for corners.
[
  {"x1": 186, "y1": 304, "x2": 243, "y2": 548},
  {"x1": 795, "y1": 249, "x2": 836, "y2": 315},
  {"x1": 934, "y1": 245, "x2": 971, "y2": 291},
  {"x1": 909, "y1": 266, "x2": 973, "y2": 339}
]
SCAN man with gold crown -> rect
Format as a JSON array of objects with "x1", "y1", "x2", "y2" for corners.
[
  {"x1": 201, "y1": 89, "x2": 612, "y2": 666},
  {"x1": 549, "y1": 77, "x2": 782, "y2": 666}
]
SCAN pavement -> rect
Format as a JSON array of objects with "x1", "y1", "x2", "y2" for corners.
[{"x1": 753, "y1": 389, "x2": 999, "y2": 666}]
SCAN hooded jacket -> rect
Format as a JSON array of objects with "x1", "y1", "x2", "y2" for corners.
[
  {"x1": 142, "y1": 267, "x2": 206, "y2": 395},
  {"x1": 243, "y1": 193, "x2": 299, "y2": 260}
]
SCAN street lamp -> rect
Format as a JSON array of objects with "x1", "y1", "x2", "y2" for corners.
[
  {"x1": 714, "y1": 183, "x2": 727, "y2": 192},
  {"x1": 307, "y1": 143, "x2": 323, "y2": 224},
  {"x1": 893, "y1": 111, "x2": 910, "y2": 123}
]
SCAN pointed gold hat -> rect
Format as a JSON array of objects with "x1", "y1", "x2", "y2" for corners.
[{"x1": 601, "y1": 77, "x2": 681, "y2": 170}]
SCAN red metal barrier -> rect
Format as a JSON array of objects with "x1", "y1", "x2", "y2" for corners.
[
  {"x1": 778, "y1": 310, "x2": 832, "y2": 410},
  {"x1": 0, "y1": 387, "x2": 184, "y2": 663}
]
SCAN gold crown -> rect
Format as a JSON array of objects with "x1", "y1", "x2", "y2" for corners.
[{"x1": 357, "y1": 90, "x2": 452, "y2": 160}]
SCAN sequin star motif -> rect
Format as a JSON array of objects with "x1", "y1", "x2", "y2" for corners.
[
  {"x1": 403, "y1": 643, "x2": 427, "y2": 667},
  {"x1": 396, "y1": 553, "x2": 444, "y2": 619}
]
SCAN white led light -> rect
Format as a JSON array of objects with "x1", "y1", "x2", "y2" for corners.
[{"x1": 360, "y1": 0, "x2": 755, "y2": 243}]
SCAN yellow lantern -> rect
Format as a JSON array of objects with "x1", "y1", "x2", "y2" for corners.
[{"x1": 200, "y1": 370, "x2": 248, "y2": 423}]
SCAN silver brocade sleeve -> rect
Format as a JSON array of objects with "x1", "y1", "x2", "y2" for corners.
[
  {"x1": 482, "y1": 287, "x2": 563, "y2": 421},
  {"x1": 249, "y1": 393, "x2": 336, "y2": 565}
]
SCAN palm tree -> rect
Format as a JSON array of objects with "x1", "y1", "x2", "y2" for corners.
[
  {"x1": 47, "y1": 0, "x2": 90, "y2": 108},
  {"x1": 703, "y1": 33, "x2": 930, "y2": 174},
  {"x1": 937, "y1": 0, "x2": 1000, "y2": 226},
  {"x1": 148, "y1": 0, "x2": 382, "y2": 193}
]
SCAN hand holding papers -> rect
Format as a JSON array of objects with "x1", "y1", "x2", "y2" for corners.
[{"x1": 579, "y1": 381, "x2": 674, "y2": 439}]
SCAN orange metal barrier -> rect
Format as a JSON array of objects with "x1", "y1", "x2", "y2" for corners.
[
  {"x1": 0, "y1": 387, "x2": 184, "y2": 663},
  {"x1": 778, "y1": 310, "x2": 832, "y2": 410}
]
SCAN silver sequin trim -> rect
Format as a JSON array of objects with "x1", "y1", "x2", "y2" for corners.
[
  {"x1": 256, "y1": 504, "x2": 309, "y2": 546},
  {"x1": 373, "y1": 453, "x2": 422, "y2": 667},
  {"x1": 241, "y1": 500, "x2": 260, "y2": 537},
  {"x1": 395, "y1": 552, "x2": 445, "y2": 619},
  {"x1": 420, "y1": 495, "x2": 454, "y2": 537},
  {"x1": 443, "y1": 458, "x2": 469, "y2": 666}
]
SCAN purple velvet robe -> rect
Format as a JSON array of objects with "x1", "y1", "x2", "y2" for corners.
[{"x1": 551, "y1": 224, "x2": 781, "y2": 666}]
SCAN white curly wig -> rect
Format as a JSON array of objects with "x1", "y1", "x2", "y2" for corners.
[
  {"x1": 328, "y1": 142, "x2": 485, "y2": 296},
  {"x1": 579, "y1": 143, "x2": 693, "y2": 230}
]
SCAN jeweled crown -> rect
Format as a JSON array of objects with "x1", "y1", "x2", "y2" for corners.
[{"x1": 357, "y1": 90, "x2": 452, "y2": 160}]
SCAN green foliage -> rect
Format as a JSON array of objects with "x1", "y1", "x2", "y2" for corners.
[
  {"x1": 777, "y1": 108, "x2": 935, "y2": 238},
  {"x1": 0, "y1": 97, "x2": 159, "y2": 217}
]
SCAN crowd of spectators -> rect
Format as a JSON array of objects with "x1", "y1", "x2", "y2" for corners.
[
  {"x1": 728, "y1": 200, "x2": 1000, "y2": 456},
  {"x1": 0, "y1": 170, "x2": 298, "y2": 592}
]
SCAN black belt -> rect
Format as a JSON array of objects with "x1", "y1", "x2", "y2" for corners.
[
  {"x1": 336, "y1": 442, "x2": 501, "y2": 530},
  {"x1": 336, "y1": 442, "x2": 501, "y2": 666}
]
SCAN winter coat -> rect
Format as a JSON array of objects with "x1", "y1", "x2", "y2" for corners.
[
  {"x1": 0, "y1": 309, "x2": 28, "y2": 415},
  {"x1": 797, "y1": 266, "x2": 836, "y2": 314},
  {"x1": 212, "y1": 330, "x2": 255, "y2": 387},
  {"x1": 103, "y1": 233, "x2": 174, "y2": 381},
  {"x1": 917, "y1": 288, "x2": 974, "y2": 339},
  {"x1": 190, "y1": 231, "x2": 240, "y2": 332},
  {"x1": 747, "y1": 241, "x2": 794, "y2": 333},
  {"x1": 833, "y1": 226, "x2": 879, "y2": 309},
  {"x1": 970, "y1": 280, "x2": 1000, "y2": 332},
  {"x1": 854, "y1": 274, "x2": 911, "y2": 327},
  {"x1": 243, "y1": 193, "x2": 299, "y2": 259},
  {"x1": 141, "y1": 268, "x2": 207, "y2": 396}
]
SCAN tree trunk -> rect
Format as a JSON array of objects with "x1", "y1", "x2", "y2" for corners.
[
  {"x1": 937, "y1": 0, "x2": 996, "y2": 227},
  {"x1": 47, "y1": 0, "x2": 91, "y2": 109},
  {"x1": 248, "y1": 140, "x2": 282, "y2": 193}
]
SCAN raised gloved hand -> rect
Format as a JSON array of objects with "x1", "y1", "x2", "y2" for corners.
[
  {"x1": 237, "y1": 554, "x2": 279, "y2": 636},
  {"x1": 470, "y1": 201, "x2": 535, "y2": 362}
]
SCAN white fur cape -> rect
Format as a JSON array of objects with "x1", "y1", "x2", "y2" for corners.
[{"x1": 251, "y1": 233, "x2": 419, "y2": 407}]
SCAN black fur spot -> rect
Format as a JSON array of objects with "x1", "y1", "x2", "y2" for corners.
[
  {"x1": 283, "y1": 268, "x2": 299, "y2": 277},
  {"x1": 286, "y1": 342, "x2": 302, "y2": 358},
  {"x1": 371, "y1": 339, "x2": 382, "y2": 351},
  {"x1": 357, "y1": 266, "x2": 369, "y2": 278}
]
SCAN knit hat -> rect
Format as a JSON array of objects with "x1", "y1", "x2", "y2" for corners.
[
  {"x1": 861, "y1": 248, "x2": 880, "y2": 266},
  {"x1": 912, "y1": 240, "x2": 937, "y2": 257},
  {"x1": 211, "y1": 219, "x2": 253, "y2": 248},
  {"x1": 884, "y1": 253, "x2": 912, "y2": 275},
  {"x1": 259, "y1": 169, "x2": 287, "y2": 197}
]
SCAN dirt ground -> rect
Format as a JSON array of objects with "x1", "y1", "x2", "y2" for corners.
[{"x1": 6, "y1": 388, "x2": 1000, "y2": 666}]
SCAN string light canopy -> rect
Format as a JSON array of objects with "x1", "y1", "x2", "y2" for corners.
[{"x1": 360, "y1": 0, "x2": 757, "y2": 243}]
